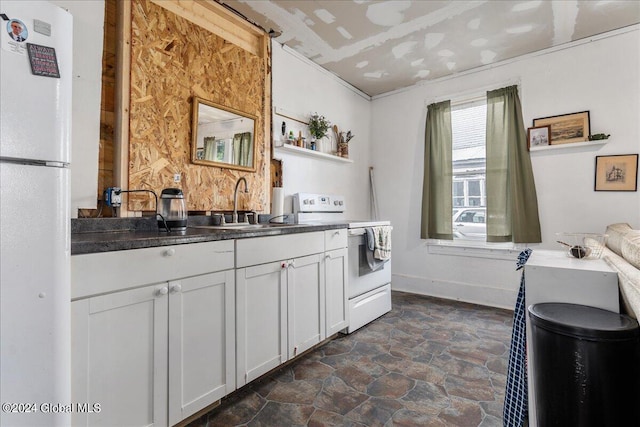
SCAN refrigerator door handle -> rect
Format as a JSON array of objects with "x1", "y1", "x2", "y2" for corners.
[{"x1": 0, "y1": 157, "x2": 69, "y2": 168}]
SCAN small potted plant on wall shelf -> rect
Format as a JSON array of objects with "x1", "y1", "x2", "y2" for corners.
[
  {"x1": 308, "y1": 113, "x2": 330, "y2": 150},
  {"x1": 338, "y1": 130, "x2": 354, "y2": 158}
]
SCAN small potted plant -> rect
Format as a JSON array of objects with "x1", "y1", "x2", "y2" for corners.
[
  {"x1": 338, "y1": 130, "x2": 354, "y2": 158},
  {"x1": 308, "y1": 113, "x2": 331, "y2": 147}
]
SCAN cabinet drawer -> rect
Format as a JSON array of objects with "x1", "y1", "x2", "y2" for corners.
[
  {"x1": 236, "y1": 232, "x2": 324, "y2": 268},
  {"x1": 72, "y1": 240, "x2": 234, "y2": 299},
  {"x1": 325, "y1": 228, "x2": 347, "y2": 251}
]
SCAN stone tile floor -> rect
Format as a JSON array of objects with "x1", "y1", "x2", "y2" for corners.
[{"x1": 188, "y1": 291, "x2": 514, "y2": 427}]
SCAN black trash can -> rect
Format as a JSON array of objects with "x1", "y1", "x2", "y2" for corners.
[{"x1": 528, "y1": 303, "x2": 640, "y2": 427}]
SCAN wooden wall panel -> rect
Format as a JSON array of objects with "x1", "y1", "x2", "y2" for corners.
[
  {"x1": 97, "y1": 0, "x2": 117, "y2": 216},
  {"x1": 127, "y1": 0, "x2": 268, "y2": 212}
]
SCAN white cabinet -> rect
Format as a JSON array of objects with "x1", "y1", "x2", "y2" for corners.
[
  {"x1": 71, "y1": 284, "x2": 168, "y2": 427},
  {"x1": 235, "y1": 253, "x2": 325, "y2": 386},
  {"x1": 71, "y1": 241, "x2": 235, "y2": 427},
  {"x1": 236, "y1": 260, "x2": 288, "y2": 386},
  {"x1": 287, "y1": 254, "x2": 325, "y2": 358},
  {"x1": 71, "y1": 229, "x2": 349, "y2": 424},
  {"x1": 325, "y1": 247, "x2": 348, "y2": 335},
  {"x1": 525, "y1": 250, "x2": 619, "y2": 312},
  {"x1": 324, "y1": 229, "x2": 349, "y2": 335},
  {"x1": 168, "y1": 271, "x2": 235, "y2": 426},
  {"x1": 235, "y1": 232, "x2": 329, "y2": 387}
]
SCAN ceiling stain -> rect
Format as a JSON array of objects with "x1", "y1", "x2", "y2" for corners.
[{"x1": 222, "y1": 0, "x2": 640, "y2": 96}]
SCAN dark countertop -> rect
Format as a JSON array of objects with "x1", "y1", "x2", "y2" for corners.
[{"x1": 71, "y1": 217, "x2": 347, "y2": 255}]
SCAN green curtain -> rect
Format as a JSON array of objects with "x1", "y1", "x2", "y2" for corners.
[
  {"x1": 203, "y1": 136, "x2": 216, "y2": 161},
  {"x1": 421, "y1": 100, "x2": 453, "y2": 240},
  {"x1": 240, "y1": 132, "x2": 253, "y2": 166},
  {"x1": 485, "y1": 86, "x2": 541, "y2": 243},
  {"x1": 233, "y1": 133, "x2": 242, "y2": 165},
  {"x1": 232, "y1": 132, "x2": 253, "y2": 166}
]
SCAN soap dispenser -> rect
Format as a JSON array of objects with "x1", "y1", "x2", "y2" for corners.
[{"x1": 158, "y1": 188, "x2": 187, "y2": 231}]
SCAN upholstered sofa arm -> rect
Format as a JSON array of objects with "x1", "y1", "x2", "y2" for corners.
[{"x1": 601, "y1": 223, "x2": 640, "y2": 319}]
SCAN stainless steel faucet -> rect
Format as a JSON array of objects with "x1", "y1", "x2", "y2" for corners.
[{"x1": 233, "y1": 177, "x2": 248, "y2": 223}]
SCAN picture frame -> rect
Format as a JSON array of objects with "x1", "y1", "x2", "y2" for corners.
[
  {"x1": 533, "y1": 111, "x2": 590, "y2": 145},
  {"x1": 594, "y1": 154, "x2": 638, "y2": 192},
  {"x1": 527, "y1": 125, "x2": 551, "y2": 150}
]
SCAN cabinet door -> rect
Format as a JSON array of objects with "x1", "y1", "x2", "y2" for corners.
[
  {"x1": 325, "y1": 248, "x2": 349, "y2": 335},
  {"x1": 168, "y1": 270, "x2": 235, "y2": 425},
  {"x1": 236, "y1": 261, "x2": 287, "y2": 386},
  {"x1": 71, "y1": 285, "x2": 168, "y2": 427},
  {"x1": 287, "y1": 254, "x2": 325, "y2": 359}
]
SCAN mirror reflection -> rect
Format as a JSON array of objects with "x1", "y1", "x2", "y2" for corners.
[{"x1": 192, "y1": 97, "x2": 257, "y2": 171}]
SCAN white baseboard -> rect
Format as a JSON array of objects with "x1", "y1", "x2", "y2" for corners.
[{"x1": 391, "y1": 273, "x2": 516, "y2": 311}]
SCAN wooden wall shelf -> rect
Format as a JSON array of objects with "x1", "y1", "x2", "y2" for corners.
[
  {"x1": 530, "y1": 139, "x2": 609, "y2": 152},
  {"x1": 274, "y1": 144, "x2": 353, "y2": 163}
]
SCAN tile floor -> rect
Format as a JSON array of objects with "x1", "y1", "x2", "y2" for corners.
[{"x1": 188, "y1": 291, "x2": 514, "y2": 427}]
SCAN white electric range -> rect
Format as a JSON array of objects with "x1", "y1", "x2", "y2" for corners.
[{"x1": 293, "y1": 193, "x2": 392, "y2": 333}]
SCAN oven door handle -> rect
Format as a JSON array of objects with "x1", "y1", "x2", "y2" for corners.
[{"x1": 348, "y1": 226, "x2": 393, "y2": 236}]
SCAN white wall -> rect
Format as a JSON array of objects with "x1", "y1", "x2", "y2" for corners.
[
  {"x1": 53, "y1": 0, "x2": 104, "y2": 217},
  {"x1": 271, "y1": 43, "x2": 372, "y2": 219},
  {"x1": 370, "y1": 28, "x2": 640, "y2": 309}
]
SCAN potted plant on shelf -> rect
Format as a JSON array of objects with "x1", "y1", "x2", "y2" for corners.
[
  {"x1": 308, "y1": 113, "x2": 330, "y2": 151},
  {"x1": 338, "y1": 130, "x2": 354, "y2": 158}
]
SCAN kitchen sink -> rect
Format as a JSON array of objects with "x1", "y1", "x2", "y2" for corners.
[{"x1": 189, "y1": 223, "x2": 296, "y2": 231}]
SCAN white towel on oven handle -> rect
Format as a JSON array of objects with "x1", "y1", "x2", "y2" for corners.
[
  {"x1": 366, "y1": 226, "x2": 392, "y2": 261},
  {"x1": 364, "y1": 243, "x2": 386, "y2": 272}
]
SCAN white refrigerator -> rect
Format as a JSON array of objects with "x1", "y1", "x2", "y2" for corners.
[{"x1": 0, "y1": 1, "x2": 72, "y2": 426}]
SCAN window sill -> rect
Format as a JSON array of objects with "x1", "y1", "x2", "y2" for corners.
[{"x1": 427, "y1": 239, "x2": 526, "y2": 260}]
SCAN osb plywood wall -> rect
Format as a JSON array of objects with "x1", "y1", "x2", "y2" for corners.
[{"x1": 127, "y1": 0, "x2": 268, "y2": 212}]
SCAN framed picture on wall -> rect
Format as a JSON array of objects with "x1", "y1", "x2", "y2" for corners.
[
  {"x1": 527, "y1": 125, "x2": 551, "y2": 150},
  {"x1": 594, "y1": 154, "x2": 638, "y2": 191},
  {"x1": 533, "y1": 111, "x2": 590, "y2": 145}
]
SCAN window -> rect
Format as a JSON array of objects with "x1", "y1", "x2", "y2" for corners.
[
  {"x1": 451, "y1": 98, "x2": 486, "y2": 240},
  {"x1": 424, "y1": 83, "x2": 539, "y2": 251},
  {"x1": 453, "y1": 176, "x2": 485, "y2": 207}
]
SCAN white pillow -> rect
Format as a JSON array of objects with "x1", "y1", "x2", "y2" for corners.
[
  {"x1": 621, "y1": 230, "x2": 640, "y2": 270},
  {"x1": 606, "y1": 223, "x2": 633, "y2": 256}
]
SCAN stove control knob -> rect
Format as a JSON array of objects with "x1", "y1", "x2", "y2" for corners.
[
  {"x1": 309, "y1": 199, "x2": 315, "y2": 205},
  {"x1": 303, "y1": 199, "x2": 309, "y2": 205},
  {"x1": 339, "y1": 201, "x2": 344, "y2": 206}
]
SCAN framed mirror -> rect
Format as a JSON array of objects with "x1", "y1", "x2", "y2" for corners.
[{"x1": 191, "y1": 97, "x2": 257, "y2": 172}]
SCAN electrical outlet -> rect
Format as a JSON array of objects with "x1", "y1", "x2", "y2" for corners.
[
  {"x1": 174, "y1": 173, "x2": 181, "y2": 183},
  {"x1": 104, "y1": 187, "x2": 122, "y2": 207}
]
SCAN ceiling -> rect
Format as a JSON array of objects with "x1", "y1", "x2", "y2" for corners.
[{"x1": 219, "y1": 0, "x2": 640, "y2": 97}]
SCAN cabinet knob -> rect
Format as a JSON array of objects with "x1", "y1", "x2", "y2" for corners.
[
  {"x1": 164, "y1": 248, "x2": 176, "y2": 257},
  {"x1": 281, "y1": 262, "x2": 287, "y2": 269},
  {"x1": 156, "y1": 287, "x2": 169, "y2": 296},
  {"x1": 170, "y1": 284, "x2": 182, "y2": 294}
]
